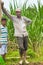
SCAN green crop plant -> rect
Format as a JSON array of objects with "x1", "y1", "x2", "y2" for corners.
[{"x1": 2, "y1": 0, "x2": 43, "y2": 52}]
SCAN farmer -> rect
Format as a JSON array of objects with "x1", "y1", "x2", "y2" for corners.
[
  {"x1": 1, "y1": 2, "x2": 32, "y2": 64},
  {"x1": 0, "y1": 18, "x2": 8, "y2": 61}
]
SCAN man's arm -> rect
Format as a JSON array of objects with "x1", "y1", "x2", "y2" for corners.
[
  {"x1": 23, "y1": 16, "x2": 32, "y2": 25},
  {"x1": 1, "y1": 3, "x2": 12, "y2": 20}
]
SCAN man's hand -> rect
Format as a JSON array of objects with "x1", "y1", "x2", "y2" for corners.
[
  {"x1": 1, "y1": 2, "x2": 4, "y2": 8},
  {"x1": 0, "y1": 44, "x2": 2, "y2": 48}
]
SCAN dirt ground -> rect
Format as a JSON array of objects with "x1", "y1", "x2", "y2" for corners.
[
  {"x1": 6, "y1": 62, "x2": 43, "y2": 65},
  {"x1": 15, "y1": 62, "x2": 43, "y2": 65},
  {"x1": 28, "y1": 62, "x2": 43, "y2": 65}
]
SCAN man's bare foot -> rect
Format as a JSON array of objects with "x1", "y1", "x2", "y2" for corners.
[
  {"x1": 25, "y1": 60, "x2": 29, "y2": 64},
  {"x1": 19, "y1": 60, "x2": 23, "y2": 65}
]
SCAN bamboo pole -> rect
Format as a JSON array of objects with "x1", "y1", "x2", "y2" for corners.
[
  {"x1": 0, "y1": 0, "x2": 2, "y2": 21},
  {"x1": 6, "y1": 56, "x2": 30, "y2": 60}
]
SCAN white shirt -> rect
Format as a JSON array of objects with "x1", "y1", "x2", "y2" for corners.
[{"x1": 12, "y1": 16, "x2": 32, "y2": 37}]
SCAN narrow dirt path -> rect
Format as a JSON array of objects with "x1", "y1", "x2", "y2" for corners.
[{"x1": 16, "y1": 62, "x2": 43, "y2": 65}]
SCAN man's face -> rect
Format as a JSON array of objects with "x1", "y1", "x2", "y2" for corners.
[
  {"x1": 16, "y1": 11, "x2": 21, "y2": 18},
  {"x1": 2, "y1": 20, "x2": 6, "y2": 26}
]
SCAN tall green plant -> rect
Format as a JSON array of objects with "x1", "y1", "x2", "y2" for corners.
[{"x1": 3, "y1": 0, "x2": 43, "y2": 52}]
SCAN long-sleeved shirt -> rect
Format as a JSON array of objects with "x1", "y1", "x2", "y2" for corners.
[{"x1": 2, "y1": 7, "x2": 32, "y2": 37}]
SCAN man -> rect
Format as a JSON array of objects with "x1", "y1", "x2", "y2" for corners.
[
  {"x1": 0, "y1": 18, "x2": 8, "y2": 61},
  {"x1": 1, "y1": 3, "x2": 32, "y2": 64}
]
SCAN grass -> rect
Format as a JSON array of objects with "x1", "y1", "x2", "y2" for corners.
[
  {"x1": 5, "y1": 46, "x2": 43, "y2": 64},
  {"x1": 2, "y1": 0, "x2": 43, "y2": 64},
  {"x1": 6, "y1": 50, "x2": 19, "y2": 57}
]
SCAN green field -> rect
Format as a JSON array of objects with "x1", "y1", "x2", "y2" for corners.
[
  {"x1": 2, "y1": 0, "x2": 43, "y2": 64},
  {"x1": 5, "y1": 46, "x2": 43, "y2": 65}
]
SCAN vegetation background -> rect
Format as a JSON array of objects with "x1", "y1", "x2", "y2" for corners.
[{"x1": 2, "y1": 0, "x2": 43, "y2": 64}]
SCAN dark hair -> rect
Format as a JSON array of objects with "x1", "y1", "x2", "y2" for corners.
[{"x1": 1, "y1": 18, "x2": 7, "y2": 21}]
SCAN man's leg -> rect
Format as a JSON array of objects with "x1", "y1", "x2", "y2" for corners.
[
  {"x1": 1, "y1": 44, "x2": 7, "y2": 61},
  {"x1": 23, "y1": 36, "x2": 29, "y2": 64},
  {"x1": 2, "y1": 53, "x2": 6, "y2": 61},
  {"x1": 19, "y1": 48, "x2": 24, "y2": 59},
  {"x1": 19, "y1": 48, "x2": 24, "y2": 64},
  {"x1": 16, "y1": 37, "x2": 24, "y2": 64}
]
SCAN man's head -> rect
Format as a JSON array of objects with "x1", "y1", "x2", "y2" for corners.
[
  {"x1": 1, "y1": 18, "x2": 7, "y2": 26},
  {"x1": 16, "y1": 8, "x2": 21, "y2": 18}
]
